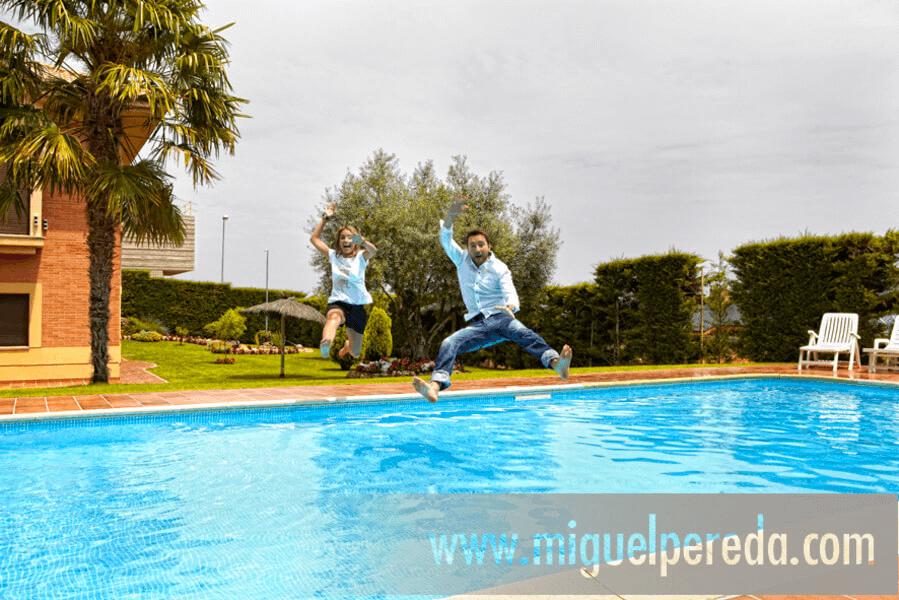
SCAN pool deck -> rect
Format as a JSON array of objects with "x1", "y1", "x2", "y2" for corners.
[
  {"x1": 2, "y1": 362, "x2": 898, "y2": 599},
  {"x1": 4, "y1": 361, "x2": 899, "y2": 418}
]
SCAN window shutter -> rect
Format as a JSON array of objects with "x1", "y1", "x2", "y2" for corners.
[{"x1": 0, "y1": 294, "x2": 29, "y2": 346}]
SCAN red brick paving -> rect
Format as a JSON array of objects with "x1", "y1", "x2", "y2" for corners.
[
  {"x1": 120, "y1": 359, "x2": 168, "y2": 384},
  {"x1": 1, "y1": 360, "x2": 898, "y2": 418},
  {"x1": 46, "y1": 396, "x2": 79, "y2": 412}
]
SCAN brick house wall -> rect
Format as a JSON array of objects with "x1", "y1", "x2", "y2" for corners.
[
  {"x1": 0, "y1": 184, "x2": 122, "y2": 387},
  {"x1": 39, "y1": 191, "x2": 121, "y2": 348}
]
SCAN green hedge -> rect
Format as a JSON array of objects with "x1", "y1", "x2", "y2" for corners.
[
  {"x1": 471, "y1": 252, "x2": 701, "y2": 368},
  {"x1": 594, "y1": 252, "x2": 701, "y2": 365},
  {"x1": 730, "y1": 232, "x2": 899, "y2": 362},
  {"x1": 125, "y1": 230, "x2": 899, "y2": 366},
  {"x1": 525, "y1": 283, "x2": 604, "y2": 368},
  {"x1": 121, "y1": 270, "x2": 325, "y2": 346}
]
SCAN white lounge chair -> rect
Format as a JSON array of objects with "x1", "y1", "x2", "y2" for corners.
[
  {"x1": 798, "y1": 313, "x2": 861, "y2": 373},
  {"x1": 863, "y1": 317, "x2": 899, "y2": 373}
]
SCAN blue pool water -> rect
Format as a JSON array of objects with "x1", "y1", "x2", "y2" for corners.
[{"x1": 1, "y1": 377, "x2": 898, "y2": 598}]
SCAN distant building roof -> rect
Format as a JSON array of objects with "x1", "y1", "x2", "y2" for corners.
[{"x1": 121, "y1": 215, "x2": 195, "y2": 277}]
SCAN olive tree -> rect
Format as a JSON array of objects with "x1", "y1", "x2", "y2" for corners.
[{"x1": 310, "y1": 150, "x2": 560, "y2": 359}]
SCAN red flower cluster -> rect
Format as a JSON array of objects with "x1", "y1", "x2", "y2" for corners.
[
  {"x1": 226, "y1": 346, "x2": 304, "y2": 355},
  {"x1": 349, "y1": 358, "x2": 466, "y2": 378}
]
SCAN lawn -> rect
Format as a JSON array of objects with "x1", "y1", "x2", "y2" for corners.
[{"x1": 0, "y1": 340, "x2": 778, "y2": 398}]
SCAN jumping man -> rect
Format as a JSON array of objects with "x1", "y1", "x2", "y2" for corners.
[{"x1": 412, "y1": 196, "x2": 572, "y2": 403}]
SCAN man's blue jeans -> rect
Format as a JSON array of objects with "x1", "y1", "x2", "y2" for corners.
[{"x1": 430, "y1": 312, "x2": 560, "y2": 390}]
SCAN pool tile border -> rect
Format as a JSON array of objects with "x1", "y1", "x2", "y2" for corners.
[{"x1": 2, "y1": 371, "x2": 899, "y2": 424}]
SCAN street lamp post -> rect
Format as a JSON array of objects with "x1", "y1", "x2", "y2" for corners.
[
  {"x1": 265, "y1": 249, "x2": 270, "y2": 331},
  {"x1": 220, "y1": 215, "x2": 229, "y2": 283}
]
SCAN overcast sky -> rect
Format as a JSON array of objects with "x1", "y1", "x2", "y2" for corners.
[{"x1": 12, "y1": 0, "x2": 899, "y2": 294}]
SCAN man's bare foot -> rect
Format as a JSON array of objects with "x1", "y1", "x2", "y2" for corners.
[
  {"x1": 337, "y1": 340, "x2": 352, "y2": 358},
  {"x1": 412, "y1": 376, "x2": 440, "y2": 403},
  {"x1": 552, "y1": 345, "x2": 572, "y2": 379},
  {"x1": 320, "y1": 340, "x2": 332, "y2": 359}
]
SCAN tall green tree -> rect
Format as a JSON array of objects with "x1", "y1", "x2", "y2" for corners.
[
  {"x1": 311, "y1": 150, "x2": 560, "y2": 359},
  {"x1": 703, "y1": 252, "x2": 737, "y2": 363},
  {"x1": 0, "y1": 0, "x2": 245, "y2": 382}
]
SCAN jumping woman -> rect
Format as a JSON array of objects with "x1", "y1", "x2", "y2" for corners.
[{"x1": 310, "y1": 204, "x2": 377, "y2": 359}]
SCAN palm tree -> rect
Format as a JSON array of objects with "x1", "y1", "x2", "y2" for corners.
[{"x1": 0, "y1": 0, "x2": 245, "y2": 382}]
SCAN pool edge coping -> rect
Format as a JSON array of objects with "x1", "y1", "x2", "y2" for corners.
[{"x1": 2, "y1": 371, "x2": 898, "y2": 424}]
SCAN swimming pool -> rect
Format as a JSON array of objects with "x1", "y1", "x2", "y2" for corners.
[{"x1": 1, "y1": 377, "x2": 897, "y2": 598}]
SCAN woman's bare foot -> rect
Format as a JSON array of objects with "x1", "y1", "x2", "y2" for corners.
[
  {"x1": 412, "y1": 376, "x2": 440, "y2": 403},
  {"x1": 337, "y1": 340, "x2": 352, "y2": 358},
  {"x1": 552, "y1": 345, "x2": 573, "y2": 379}
]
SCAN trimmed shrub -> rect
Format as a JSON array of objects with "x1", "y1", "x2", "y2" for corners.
[
  {"x1": 207, "y1": 340, "x2": 231, "y2": 354},
  {"x1": 204, "y1": 308, "x2": 247, "y2": 341},
  {"x1": 122, "y1": 316, "x2": 167, "y2": 336},
  {"x1": 131, "y1": 330, "x2": 164, "y2": 342},
  {"x1": 329, "y1": 326, "x2": 358, "y2": 370},
  {"x1": 361, "y1": 306, "x2": 393, "y2": 360}
]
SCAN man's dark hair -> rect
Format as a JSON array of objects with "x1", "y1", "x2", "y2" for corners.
[{"x1": 465, "y1": 229, "x2": 491, "y2": 247}]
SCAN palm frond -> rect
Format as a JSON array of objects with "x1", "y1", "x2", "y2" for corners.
[
  {"x1": 0, "y1": 175, "x2": 29, "y2": 222},
  {"x1": 94, "y1": 63, "x2": 174, "y2": 114},
  {"x1": 2, "y1": 0, "x2": 246, "y2": 200},
  {"x1": 13, "y1": 123, "x2": 93, "y2": 193},
  {"x1": 151, "y1": 136, "x2": 219, "y2": 184},
  {"x1": 121, "y1": 200, "x2": 185, "y2": 246},
  {"x1": 0, "y1": 105, "x2": 50, "y2": 139},
  {"x1": 36, "y1": 72, "x2": 90, "y2": 123},
  {"x1": 56, "y1": 11, "x2": 99, "y2": 53},
  {"x1": 2, "y1": 0, "x2": 98, "y2": 49},
  {"x1": 0, "y1": 19, "x2": 46, "y2": 58},
  {"x1": 0, "y1": 21, "x2": 46, "y2": 105},
  {"x1": 131, "y1": 0, "x2": 181, "y2": 35},
  {"x1": 92, "y1": 158, "x2": 185, "y2": 245}
]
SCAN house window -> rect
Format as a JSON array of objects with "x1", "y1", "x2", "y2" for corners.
[
  {"x1": 0, "y1": 294, "x2": 29, "y2": 346},
  {"x1": 0, "y1": 163, "x2": 30, "y2": 235}
]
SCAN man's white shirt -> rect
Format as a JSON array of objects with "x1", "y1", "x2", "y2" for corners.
[{"x1": 439, "y1": 220, "x2": 520, "y2": 322}]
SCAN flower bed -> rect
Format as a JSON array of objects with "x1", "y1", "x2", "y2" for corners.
[
  {"x1": 227, "y1": 346, "x2": 308, "y2": 355},
  {"x1": 123, "y1": 334, "x2": 216, "y2": 345},
  {"x1": 346, "y1": 358, "x2": 466, "y2": 379},
  {"x1": 121, "y1": 334, "x2": 311, "y2": 354},
  {"x1": 130, "y1": 330, "x2": 164, "y2": 342}
]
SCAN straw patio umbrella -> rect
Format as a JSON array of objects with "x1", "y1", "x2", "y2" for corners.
[{"x1": 241, "y1": 297, "x2": 326, "y2": 377}]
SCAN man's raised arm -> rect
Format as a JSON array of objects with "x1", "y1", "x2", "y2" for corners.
[{"x1": 439, "y1": 195, "x2": 469, "y2": 265}]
